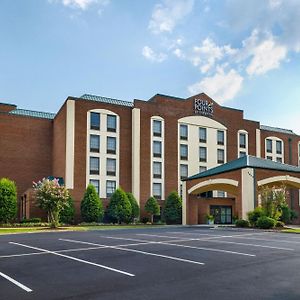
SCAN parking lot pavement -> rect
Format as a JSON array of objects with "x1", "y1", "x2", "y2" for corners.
[{"x1": 1, "y1": 227, "x2": 300, "y2": 300}]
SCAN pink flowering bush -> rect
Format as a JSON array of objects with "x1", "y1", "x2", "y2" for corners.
[{"x1": 33, "y1": 178, "x2": 70, "y2": 228}]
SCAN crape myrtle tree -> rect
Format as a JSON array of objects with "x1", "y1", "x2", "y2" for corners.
[
  {"x1": 81, "y1": 184, "x2": 104, "y2": 223},
  {"x1": 33, "y1": 178, "x2": 70, "y2": 228},
  {"x1": 107, "y1": 188, "x2": 132, "y2": 224},
  {"x1": 0, "y1": 178, "x2": 17, "y2": 223},
  {"x1": 145, "y1": 196, "x2": 160, "y2": 224},
  {"x1": 164, "y1": 191, "x2": 182, "y2": 224},
  {"x1": 126, "y1": 192, "x2": 139, "y2": 222}
]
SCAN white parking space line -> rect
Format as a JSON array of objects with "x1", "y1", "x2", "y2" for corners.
[
  {"x1": 0, "y1": 271, "x2": 32, "y2": 293},
  {"x1": 99, "y1": 236, "x2": 256, "y2": 257},
  {"x1": 9, "y1": 242, "x2": 135, "y2": 277},
  {"x1": 230, "y1": 236, "x2": 300, "y2": 244},
  {"x1": 136, "y1": 234, "x2": 294, "y2": 251},
  {"x1": 60, "y1": 238, "x2": 205, "y2": 266}
]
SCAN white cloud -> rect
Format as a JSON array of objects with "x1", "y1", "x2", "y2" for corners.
[
  {"x1": 50, "y1": 0, "x2": 110, "y2": 10},
  {"x1": 148, "y1": 0, "x2": 194, "y2": 34},
  {"x1": 142, "y1": 46, "x2": 167, "y2": 63},
  {"x1": 188, "y1": 68, "x2": 243, "y2": 103},
  {"x1": 173, "y1": 48, "x2": 185, "y2": 59},
  {"x1": 191, "y1": 38, "x2": 237, "y2": 73},
  {"x1": 269, "y1": 0, "x2": 282, "y2": 9}
]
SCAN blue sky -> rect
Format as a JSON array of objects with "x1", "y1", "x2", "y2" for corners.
[{"x1": 0, "y1": 0, "x2": 300, "y2": 133}]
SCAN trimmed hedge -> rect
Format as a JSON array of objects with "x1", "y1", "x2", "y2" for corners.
[
  {"x1": 256, "y1": 216, "x2": 276, "y2": 229},
  {"x1": 81, "y1": 184, "x2": 104, "y2": 223},
  {"x1": 107, "y1": 188, "x2": 132, "y2": 224},
  {"x1": 163, "y1": 191, "x2": 182, "y2": 224},
  {"x1": 235, "y1": 219, "x2": 250, "y2": 228},
  {"x1": 247, "y1": 207, "x2": 265, "y2": 227},
  {"x1": 126, "y1": 192, "x2": 139, "y2": 222},
  {"x1": 60, "y1": 196, "x2": 75, "y2": 224},
  {"x1": 0, "y1": 178, "x2": 17, "y2": 223}
]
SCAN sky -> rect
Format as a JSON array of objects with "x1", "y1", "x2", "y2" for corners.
[{"x1": 0, "y1": 0, "x2": 300, "y2": 134}]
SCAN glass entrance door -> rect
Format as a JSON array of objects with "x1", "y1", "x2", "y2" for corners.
[{"x1": 210, "y1": 205, "x2": 232, "y2": 224}]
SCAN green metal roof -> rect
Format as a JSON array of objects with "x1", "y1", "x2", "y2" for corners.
[
  {"x1": 186, "y1": 155, "x2": 300, "y2": 181},
  {"x1": 9, "y1": 109, "x2": 55, "y2": 119},
  {"x1": 80, "y1": 94, "x2": 133, "y2": 107},
  {"x1": 260, "y1": 125, "x2": 295, "y2": 135}
]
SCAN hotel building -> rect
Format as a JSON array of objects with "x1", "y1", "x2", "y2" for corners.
[{"x1": 0, "y1": 92, "x2": 299, "y2": 223}]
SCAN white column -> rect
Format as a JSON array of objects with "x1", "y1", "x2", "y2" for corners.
[
  {"x1": 132, "y1": 108, "x2": 141, "y2": 204},
  {"x1": 256, "y1": 129, "x2": 261, "y2": 158},
  {"x1": 241, "y1": 167, "x2": 255, "y2": 219},
  {"x1": 65, "y1": 100, "x2": 75, "y2": 189},
  {"x1": 182, "y1": 181, "x2": 187, "y2": 225}
]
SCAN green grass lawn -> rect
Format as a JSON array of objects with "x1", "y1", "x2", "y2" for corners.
[
  {"x1": 281, "y1": 228, "x2": 300, "y2": 234},
  {"x1": 0, "y1": 224, "x2": 166, "y2": 235}
]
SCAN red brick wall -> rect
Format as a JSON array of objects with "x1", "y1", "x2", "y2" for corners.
[{"x1": 0, "y1": 114, "x2": 53, "y2": 208}]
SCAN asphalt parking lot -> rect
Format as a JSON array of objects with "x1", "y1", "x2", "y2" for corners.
[{"x1": 1, "y1": 227, "x2": 300, "y2": 300}]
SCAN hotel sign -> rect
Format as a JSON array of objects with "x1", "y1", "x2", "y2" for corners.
[{"x1": 194, "y1": 99, "x2": 214, "y2": 117}]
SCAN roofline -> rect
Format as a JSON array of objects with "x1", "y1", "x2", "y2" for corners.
[
  {"x1": 148, "y1": 93, "x2": 185, "y2": 102},
  {"x1": 0, "y1": 102, "x2": 17, "y2": 107}
]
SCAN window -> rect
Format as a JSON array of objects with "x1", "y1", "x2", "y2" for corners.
[
  {"x1": 153, "y1": 141, "x2": 162, "y2": 157},
  {"x1": 153, "y1": 120, "x2": 162, "y2": 137},
  {"x1": 153, "y1": 162, "x2": 162, "y2": 178},
  {"x1": 199, "y1": 146, "x2": 207, "y2": 162},
  {"x1": 107, "y1": 137, "x2": 116, "y2": 154},
  {"x1": 199, "y1": 127, "x2": 207, "y2": 143},
  {"x1": 90, "y1": 157, "x2": 99, "y2": 175},
  {"x1": 106, "y1": 158, "x2": 116, "y2": 176},
  {"x1": 106, "y1": 180, "x2": 116, "y2": 197},
  {"x1": 89, "y1": 179, "x2": 99, "y2": 195},
  {"x1": 276, "y1": 140, "x2": 282, "y2": 154},
  {"x1": 90, "y1": 135, "x2": 100, "y2": 153},
  {"x1": 217, "y1": 191, "x2": 225, "y2": 197},
  {"x1": 217, "y1": 130, "x2": 224, "y2": 145},
  {"x1": 90, "y1": 112, "x2": 100, "y2": 130},
  {"x1": 180, "y1": 164, "x2": 188, "y2": 180},
  {"x1": 217, "y1": 149, "x2": 225, "y2": 164},
  {"x1": 266, "y1": 139, "x2": 272, "y2": 153},
  {"x1": 239, "y1": 151, "x2": 246, "y2": 158},
  {"x1": 153, "y1": 183, "x2": 162, "y2": 199},
  {"x1": 276, "y1": 157, "x2": 282, "y2": 163},
  {"x1": 180, "y1": 124, "x2": 188, "y2": 140},
  {"x1": 266, "y1": 156, "x2": 272, "y2": 160},
  {"x1": 239, "y1": 133, "x2": 246, "y2": 148},
  {"x1": 180, "y1": 144, "x2": 188, "y2": 160},
  {"x1": 199, "y1": 166, "x2": 207, "y2": 173},
  {"x1": 107, "y1": 115, "x2": 117, "y2": 132}
]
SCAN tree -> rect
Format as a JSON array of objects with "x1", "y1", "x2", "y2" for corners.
[
  {"x1": 81, "y1": 184, "x2": 104, "y2": 223},
  {"x1": 164, "y1": 191, "x2": 182, "y2": 224},
  {"x1": 107, "y1": 188, "x2": 132, "y2": 224},
  {"x1": 126, "y1": 192, "x2": 139, "y2": 222},
  {"x1": 145, "y1": 197, "x2": 160, "y2": 224},
  {"x1": 33, "y1": 178, "x2": 69, "y2": 228},
  {"x1": 0, "y1": 178, "x2": 17, "y2": 223},
  {"x1": 59, "y1": 196, "x2": 75, "y2": 224}
]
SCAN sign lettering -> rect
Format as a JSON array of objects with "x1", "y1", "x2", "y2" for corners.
[{"x1": 194, "y1": 99, "x2": 214, "y2": 116}]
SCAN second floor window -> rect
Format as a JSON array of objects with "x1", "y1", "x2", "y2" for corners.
[
  {"x1": 107, "y1": 136, "x2": 116, "y2": 154},
  {"x1": 217, "y1": 149, "x2": 225, "y2": 164},
  {"x1": 199, "y1": 127, "x2": 207, "y2": 143},
  {"x1": 266, "y1": 139, "x2": 272, "y2": 153},
  {"x1": 180, "y1": 164, "x2": 188, "y2": 180},
  {"x1": 153, "y1": 183, "x2": 162, "y2": 199},
  {"x1": 199, "y1": 146, "x2": 207, "y2": 162},
  {"x1": 153, "y1": 141, "x2": 162, "y2": 157},
  {"x1": 180, "y1": 124, "x2": 188, "y2": 140},
  {"x1": 89, "y1": 179, "x2": 99, "y2": 195},
  {"x1": 239, "y1": 133, "x2": 246, "y2": 148},
  {"x1": 90, "y1": 112, "x2": 100, "y2": 130},
  {"x1": 153, "y1": 162, "x2": 162, "y2": 178},
  {"x1": 153, "y1": 120, "x2": 162, "y2": 137},
  {"x1": 180, "y1": 144, "x2": 188, "y2": 160},
  {"x1": 239, "y1": 151, "x2": 246, "y2": 158},
  {"x1": 106, "y1": 158, "x2": 116, "y2": 176},
  {"x1": 199, "y1": 166, "x2": 207, "y2": 173},
  {"x1": 90, "y1": 135, "x2": 100, "y2": 153},
  {"x1": 107, "y1": 115, "x2": 117, "y2": 132},
  {"x1": 276, "y1": 140, "x2": 282, "y2": 154},
  {"x1": 90, "y1": 157, "x2": 99, "y2": 175}
]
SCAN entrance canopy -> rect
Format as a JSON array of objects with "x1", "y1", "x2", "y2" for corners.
[{"x1": 182, "y1": 155, "x2": 300, "y2": 225}]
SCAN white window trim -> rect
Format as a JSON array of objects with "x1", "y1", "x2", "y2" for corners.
[
  {"x1": 86, "y1": 109, "x2": 120, "y2": 199},
  {"x1": 150, "y1": 116, "x2": 165, "y2": 200},
  {"x1": 264, "y1": 136, "x2": 284, "y2": 163},
  {"x1": 237, "y1": 129, "x2": 249, "y2": 158}
]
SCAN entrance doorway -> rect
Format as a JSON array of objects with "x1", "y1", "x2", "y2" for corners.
[{"x1": 210, "y1": 205, "x2": 232, "y2": 224}]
